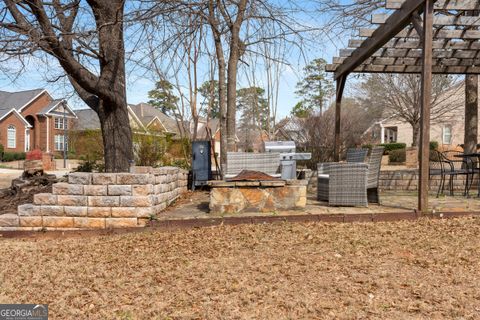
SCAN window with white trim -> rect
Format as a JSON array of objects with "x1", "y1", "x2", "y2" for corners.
[
  {"x1": 7, "y1": 125, "x2": 16, "y2": 148},
  {"x1": 54, "y1": 117, "x2": 67, "y2": 130},
  {"x1": 443, "y1": 125, "x2": 452, "y2": 144},
  {"x1": 54, "y1": 134, "x2": 67, "y2": 151}
]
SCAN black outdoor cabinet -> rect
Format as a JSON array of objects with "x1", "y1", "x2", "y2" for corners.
[{"x1": 191, "y1": 140, "x2": 212, "y2": 189}]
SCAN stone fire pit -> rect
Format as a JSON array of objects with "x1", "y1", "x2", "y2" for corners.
[{"x1": 208, "y1": 178, "x2": 307, "y2": 214}]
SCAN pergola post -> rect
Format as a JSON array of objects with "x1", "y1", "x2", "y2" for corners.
[
  {"x1": 418, "y1": 0, "x2": 434, "y2": 213},
  {"x1": 465, "y1": 75, "x2": 478, "y2": 154},
  {"x1": 334, "y1": 75, "x2": 347, "y2": 161}
]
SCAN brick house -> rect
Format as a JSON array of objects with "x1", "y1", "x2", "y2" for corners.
[{"x1": 0, "y1": 89, "x2": 76, "y2": 155}]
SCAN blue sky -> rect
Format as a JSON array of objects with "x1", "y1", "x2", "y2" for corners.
[{"x1": 0, "y1": 2, "x2": 354, "y2": 120}]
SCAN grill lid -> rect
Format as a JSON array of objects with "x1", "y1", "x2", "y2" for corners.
[{"x1": 264, "y1": 141, "x2": 296, "y2": 153}]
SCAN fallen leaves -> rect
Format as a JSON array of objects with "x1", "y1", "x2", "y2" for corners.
[{"x1": 0, "y1": 217, "x2": 480, "y2": 319}]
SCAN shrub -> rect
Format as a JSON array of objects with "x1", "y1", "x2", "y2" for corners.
[
  {"x1": 133, "y1": 134, "x2": 167, "y2": 167},
  {"x1": 379, "y1": 142, "x2": 407, "y2": 155},
  {"x1": 2, "y1": 152, "x2": 26, "y2": 162},
  {"x1": 26, "y1": 149, "x2": 42, "y2": 160},
  {"x1": 0, "y1": 144, "x2": 4, "y2": 159},
  {"x1": 75, "y1": 157, "x2": 105, "y2": 173},
  {"x1": 430, "y1": 141, "x2": 439, "y2": 150},
  {"x1": 389, "y1": 148, "x2": 406, "y2": 163}
]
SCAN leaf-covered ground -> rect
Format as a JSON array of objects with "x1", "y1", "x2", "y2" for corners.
[{"x1": 1, "y1": 217, "x2": 480, "y2": 319}]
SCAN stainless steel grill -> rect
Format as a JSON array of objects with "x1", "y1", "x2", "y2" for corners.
[{"x1": 264, "y1": 141, "x2": 311, "y2": 179}]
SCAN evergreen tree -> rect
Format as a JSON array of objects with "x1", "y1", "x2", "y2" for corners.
[
  {"x1": 148, "y1": 79, "x2": 179, "y2": 115},
  {"x1": 290, "y1": 101, "x2": 312, "y2": 118},
  {"x1": 199, "y1": 80, "x2": 220, "y2": 119},
  {"x1": 236, "y1": 87, "x2": 269, "y2": 151},
  {"x1": 295, "y1": 58, "x2": 334, "y2": 115}
]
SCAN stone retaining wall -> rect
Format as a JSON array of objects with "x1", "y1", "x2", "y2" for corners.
[
  {"x1": 209, "y1": 180, "x2": 308, "y2": 214},
  {"x1": 3, "y1": 166, "x2": 188, "y2": 231}
]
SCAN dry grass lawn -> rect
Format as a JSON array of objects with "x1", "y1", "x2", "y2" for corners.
[{"x1": 1, "y1": 217, "x2": 480, "y2": 319}]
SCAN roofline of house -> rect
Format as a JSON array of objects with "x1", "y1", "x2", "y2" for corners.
[
  {"x1": 145, "y1": 115, "x2": 170, "y2": 133},
  {"x1": 0, "y1": 108, "x2": 33, "y2": 128},
  {"x1": 17, "y1": 89, "x2": 48, "y2": 113},
  {"x1": 41, "y1": 100, "x2": 78, "y2": 118},
  {"x1": 127, "y1": 105, "x2": 147, "y2": 131}
]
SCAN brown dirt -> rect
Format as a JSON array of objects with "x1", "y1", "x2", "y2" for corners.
[
  {"x1": 1, "y1": 217, "x2": 480, "y2": 319},
  {"x1": 0, "y1": 184, "x2": 52, "y2": 214}
]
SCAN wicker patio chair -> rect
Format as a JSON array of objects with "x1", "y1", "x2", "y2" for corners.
[
  {"x1": 346, "y1": 148, "x2": 368, "y2": 163},
  {"x1": 317, "y1": 162, "x2": 368, "y2": 206},
  {"x1": 317, "y1": 146, "x2": 384, "y2": 206},
  {"x1": 366, "y1": 146, "x2": 385, "y2": 203}
]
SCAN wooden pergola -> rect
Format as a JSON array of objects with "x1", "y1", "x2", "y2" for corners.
[{"x1": 326, "y1": 0, "x2": 480, "y2": 212}]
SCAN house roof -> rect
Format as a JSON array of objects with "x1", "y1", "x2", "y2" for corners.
[
  {"x1": 0, "y1": 88, "x2": 45, "y2": 119},
  {"x1": 73, "y1": 108, "x2": 101, "y2": 130},
  {"x1": 128, "y1": 103, "x2": 180, "y2": 134},
  {"x1": 196, "y1": 117, "x2": 220, "y2": 139},
  {"x1": 74, "y1": 103, "x2": 182, "y2": 135}
]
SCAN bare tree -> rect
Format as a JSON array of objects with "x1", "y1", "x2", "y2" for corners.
[
  {"x1": 357, "y1": 74, "x2": 462, "y2": 147},
  {"x1": 0, "y1": 0, "x2": 133, "y2": 172}
]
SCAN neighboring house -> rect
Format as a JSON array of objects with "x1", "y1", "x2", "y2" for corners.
[
  {"x1": 0, "y1": 88, "x2": 76, "y2": 155},
  {"x1": 73, "y1": 102, "x2": 183, "y2": 136},
  {"x1": 274, "y1": 117, "x2": 308, "y2": 148},
  {"x1": 362, "y1": 82, "x2": 473, "y2": 149},
  {"x1": 237, "y1": 128, "x2": 270, "y2": 152}
]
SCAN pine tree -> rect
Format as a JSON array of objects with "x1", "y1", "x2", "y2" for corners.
[{"x1": 295, "y1": 58, "x2": 334, "y2": 115}]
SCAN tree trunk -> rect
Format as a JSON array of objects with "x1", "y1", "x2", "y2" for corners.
[
  {"x1": 226, "y1": 46, "x2": 239, "y2": 152},
  {"x1": 90, "y1": 0, "x2": 132, "y2": 172},
  {"x1": 465, "y1": 75, "x2": 478, "y2": 153},
  {"x1": 97, "y1": 100, "x2": 133, "y2": 172},
  {"x1": 412, "y1": 122, "x2": 420, "y2": 147}
]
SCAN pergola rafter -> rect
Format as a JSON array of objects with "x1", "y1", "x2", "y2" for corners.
[{"x1": 326, "y1": 0, "x2": 480, "y2": 212}]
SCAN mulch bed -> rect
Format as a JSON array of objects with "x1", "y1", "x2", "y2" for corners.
[{"x1": 0, "y1": 217, "x2": 480, "y2": 318}]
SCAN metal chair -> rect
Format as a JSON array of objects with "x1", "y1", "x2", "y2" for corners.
[{"x1": 429, "y1": 150, "x2": 471, "y2": 197}]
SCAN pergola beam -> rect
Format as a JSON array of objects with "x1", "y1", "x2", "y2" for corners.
[
  {"x1": 326, "y1": 64, "x2": 480, "y2": 74},
  {"x1": 334, "y1": 0, "x2": 425, "y2": 80},
  {"x1": 339, "y1": 48, "x2": 480, "y2": 59},
  {"x1": 386, "y1": 0, "x2": 480, "y2": 10},
  {"x1": 332, "y1": 56, "x2": 480, "y2": 67},
  {"x1": 373, "y1": 14, "x2": 480, "y2": 26},
  {"x1": 359, "y1": 28, "x2": 480, "y2": 39},
  {"x1": 348, "y1": 38, "x2": 480, "y2": 50}
]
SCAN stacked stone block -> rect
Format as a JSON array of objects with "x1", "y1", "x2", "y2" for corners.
[
  {"x1": 10, "y1": 166, "x2": 188, "y2": 231},
  {"x1": 209, "y1": 180, "x2": 308, "y2": 214}
]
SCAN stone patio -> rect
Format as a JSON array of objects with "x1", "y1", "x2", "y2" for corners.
[{"x1": 159, "y1": 190, "x2": 480, "y2": 220}]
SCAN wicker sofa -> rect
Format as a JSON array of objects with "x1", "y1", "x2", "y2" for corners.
[{"x1": 317, "y1": 147, "x2": 384, "y2": 206}]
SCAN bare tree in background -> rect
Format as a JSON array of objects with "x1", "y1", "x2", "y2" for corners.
[
  {"x1": 314, "y1": 0, "x2": 383, "y2": 37},
  {"x1": 0, "y1": 0, "x2": 132, "y2": 172},
  {"x1": 357, "y1": 74, "x2": 462, "y2": 147},
  {"x1": 302, "y1": 98, "x2": 370, "y2": 166},
  {"x1": 134, "y1": 0, "x2": 312, "y2": 175}
]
